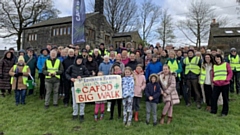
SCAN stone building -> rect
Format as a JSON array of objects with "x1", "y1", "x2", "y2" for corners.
[
  {"x1": 22, "y1": 0, "x2": 113, "y2": 51},
  {"x1": 208, "y1": 19, "x2": 240, "y2": 54},
  {"x1": 112, "y1": 31, "x2": 142, "y2": 49}
]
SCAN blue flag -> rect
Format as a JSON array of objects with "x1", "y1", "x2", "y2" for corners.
[{"x1": 72, "y1": 0, "x2": 86, "y2": 44}]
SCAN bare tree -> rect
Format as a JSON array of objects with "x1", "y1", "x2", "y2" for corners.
[
  {"x1": 177, "y1": 0, "x2": 229, "y2": 48},
  {"x1": 0, "y1": 0, "x2": 60, "y2": 50},
  {"x1": 139, "y1": 0, "x2": 161, "y2": 43},
  {"x1": 157, "y1": 9, "x2": 175, "y2": 49},
  {"x1": 104, "y1": 0, "x2": 138, "y2": 33}
]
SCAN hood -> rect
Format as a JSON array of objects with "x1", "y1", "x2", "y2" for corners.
[
  {"x1": 74, "y1": 55, "x2": 83, "y2": 65},
  {"x1": 149, "y1": 74, "x2": 159, "y2": 82},
  {"x1": 40, "y1": 48, "x2": 50, "y2": 55},
  {"x1": 2, "y1": 50, "x2": 13, "y2": 60}
]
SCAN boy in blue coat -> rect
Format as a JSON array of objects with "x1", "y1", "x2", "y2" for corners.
[{"x1": 145, "y1": 74, "x2": 161, "y2": 126}]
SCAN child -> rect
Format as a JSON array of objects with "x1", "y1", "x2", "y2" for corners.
[
  {"x1": 94, "y1": 72, "x2": 106, "y2": 121},
  {"x1": 145, "y1": 74, "x2": 161, "y2": 126},
  {"x1": 9, "y1": 56, "x2": 31, "y2": 106},
  {"x1": 133, "y1": 64, "x2": 146, "y2": 122},
  {"x1": 122, "y1": 67, "x2": 135, "y2": 126},
  {"x1": 159, "y1": 65, "x2": 180, "y2": 124},
  {"x1": 109, "y1": 64, "x2": 122, "y2": 120}
]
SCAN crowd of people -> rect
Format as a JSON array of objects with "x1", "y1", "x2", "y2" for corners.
[{"x1": 0, "y1": 42, "x2": 237, "y2": 126}]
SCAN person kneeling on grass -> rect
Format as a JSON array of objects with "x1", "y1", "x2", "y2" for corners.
[
  {"x1": 9, "y1": 56, "x2": 31, "y2": 106},
  {"x1": 145, "y1": 74, "x2": 161, "y2": 126},
  {"x1": 158, "y1": 65, "x2": 180, "y2": 125},
  {"x1": 65, "y1": 55, "x2": 90, "y2": 122},
  {"x1": 94, "y1": 71, "x2": 106, "y2": 121}
]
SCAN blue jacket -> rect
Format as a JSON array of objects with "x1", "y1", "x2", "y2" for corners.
[
  {"x1": 99, "y1": 62, "x2": 112, "y2": 75},
  {"x1": 58, "y1": 56, "x2": 66, "y2": 62},
  {"x1": 145, "y1": 82, "x2": 161, "y2": 103},
  {"x1": 37, "y1": 54, "x2": 49, "y2": 73},
  {"x1": 122, "y1": 76, "x2": 134, "y2": 98},
  {"x1": 145, "y1": 61, "x2": 163, "y2": 80}
]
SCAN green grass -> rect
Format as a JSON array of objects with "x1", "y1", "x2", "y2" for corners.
[{"x1": 0, "y1": 91, "x2": 240, "y2": 135}]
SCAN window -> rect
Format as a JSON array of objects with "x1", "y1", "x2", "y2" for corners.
[
  {"x1": 68, "y1": 27, "x2": 71, "y2": 35},
  {"x1": 88, "y1": 29, "x2": 95, "y2": 41},
  {"x1": 28, "y1": 33, "x2": 37, "y2": 41},
  {"x1": 225, "y1": 30, "x2": 233, "y2": 34},
  {"x1": 53, "y1": 29, "x2": 56, "y2": 36},
  {"x1": 56, "y1": 28, "x2": 59, "y2": 35},
  {"x1": 105, "y1": 35, "x2": 110, "y2": 44},
  {"x1": 60, "y1": 28, "x2": 63, "y2": 35},
  {"x1": 237, "y1": 30, "x2": 240, "y2": 33},
  {"x1": 63, "y1": 27, "x2": 67, "y2": 35}
]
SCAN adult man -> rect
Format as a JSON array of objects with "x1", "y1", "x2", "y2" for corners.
[
  {"x1": 62, "y1": 49, "x2": 75, "y2": 107},
  {"x1": 126, "y1": 53, "x2": 139, "y2": 70},
  {"x1": 85, "y1": 45, "x2": 93, "y2": 54},
  {"x1": 99, "y1": 43, "x2": 108, "y2": 57},
  {"x1": 43, "y1": 50, "x2": 63, "y2": 109},
  {"x1": 183, "y1": 49, "x2": 202, "y2": 109},
  {"x1": 227, "y1": 48, "x2": 240, "y2": 94},
  {"x1": 46, "y1": 44, "x2": 52, "y2": 52},
  {"x1": 116, "y1": 43, "x2": 124, "y2": 54},
  {"x1": 65, "y1": 55, "x2": 90, "y2": 122}
]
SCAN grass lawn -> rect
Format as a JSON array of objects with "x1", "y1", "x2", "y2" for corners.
[{"x1": 0, "y1": 90, "x2": 240, "y2": 135}]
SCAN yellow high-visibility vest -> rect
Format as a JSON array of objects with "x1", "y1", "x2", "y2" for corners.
[
  {"x1": 199, "y1": 67, "x2": 206, "y2": 84},
  {"x1": 167, "y1": 60, "x2": 181, "y2": 78},
  {"x1": 228, "y1": 55, "x2": 240, "y2": 71},
  {"x1": 10, "y1": 65, "x2": 28, "y2": 85},
  {"x1": 45, "y1": 59, "x2": 60, "y2": 79},
  {"x1": 184, "y1": 56, "x2": 200, "y2": 75},
  {"x1": 213, "y1": 62, "x2": 227, "y2": 81}
]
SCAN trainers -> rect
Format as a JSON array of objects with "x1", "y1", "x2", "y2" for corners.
[
  {"x1": 146, "y1": 121, "x2": 149, "y2": 125},
  {"x1": 153, "y1": 122, "x2": 157, "y2": 126},
  {"x1": 95, "y1": 118, "x2": 98, "y2": 122},
  {"x1": 126, "y1": 122, "x2": 131, "y2": 126},
  {"x1": 45, "y1": 105, "x2": 49, "y2": 109},
  {"x1": 107, "y1": 108, "x2": 110, "y2": 112}
]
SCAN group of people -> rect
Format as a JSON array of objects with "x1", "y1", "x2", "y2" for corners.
[{"x1": 0, "y1": 42, "x2": 237, "y2": 126}]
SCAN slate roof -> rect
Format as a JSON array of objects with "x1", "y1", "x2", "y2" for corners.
[
  {"x1": 212, "y1": 27, "x2": 240, "y2": 37},
  {"x1": 25, "y1": 12, "x2": 98, "y2": 29}
]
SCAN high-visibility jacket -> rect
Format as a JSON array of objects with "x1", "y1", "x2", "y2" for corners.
[
  {"x1": 45, "y1": 59, "x2": 61, "y2": 79},
  {"x1": 228, "y1": 55, "x2": 240, "y2": 71},
  {"x1": 10, "y1": 65, "x2": 28, "y2": 85},
  {"x1": 184, "y1": 56, "x2": 200, "y2": 75},
  {"x1": 213, "y1": 62, "x2": 227, "y2": 81},
  {"x1": 167, "y1": 59, "x2": 181, "y2": 78},
  {"x1": 199, "y1": 67, "x2": 206, "y2": 85}
]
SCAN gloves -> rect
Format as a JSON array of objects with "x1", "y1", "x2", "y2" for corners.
[
  {"x1": 14, "y1": 73, "x2": 19, "y2": 77},
  {"x1": 18, "y1": 73, "x2": 23, "y2": 76},
  {"x1": 0, "y1": 74, "x2": 3, "y2": 79}
]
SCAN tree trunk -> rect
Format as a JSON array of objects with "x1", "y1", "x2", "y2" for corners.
[{"x1": 17, "y1": 32, "x2": 21, "y2": 51}]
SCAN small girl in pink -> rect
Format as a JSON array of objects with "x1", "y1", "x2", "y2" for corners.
[{"x1": 94, "y1": 72, "x2": 106, "y2": 121}]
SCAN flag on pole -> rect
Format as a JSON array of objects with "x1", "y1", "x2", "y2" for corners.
[{"x1": 72, "y1": 0, "x2": 86, "y2": 45}]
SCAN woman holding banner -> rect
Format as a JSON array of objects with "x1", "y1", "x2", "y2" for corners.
[{"x1": 65, "y1": 55, "x2": 90, "y2": 122}]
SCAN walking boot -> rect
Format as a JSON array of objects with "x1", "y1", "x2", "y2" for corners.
[
  {"x1": 79, "y1": 115, "x2": 84, "y2": 123},
  {"x1": 167, "y1": 116, "x2": 172, "y2": 124},
  {"x1": 160, "y1": 114, "x2": 166, "y2": 124},
  {"x1": 134, "y1": 112, "x2": 139, "y2": 122}
]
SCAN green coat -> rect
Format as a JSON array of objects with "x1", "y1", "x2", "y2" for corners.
[{"x1": 24, "y1": 55, "x2": 37, "y2": 77}]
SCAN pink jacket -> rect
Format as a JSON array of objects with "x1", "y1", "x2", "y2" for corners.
[
  {"x1": 133, "y1": 71, "x2": 146, "y2": 97},
  {"x1": 212, "y1": 62, "x2": 233, "y2": 86}
]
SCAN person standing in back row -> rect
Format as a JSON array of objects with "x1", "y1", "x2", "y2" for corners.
[
  {"x1": 227, "y1": 48, "x2": 240, "y2": 94},
  {"x1": 43, "y1": 50, "x2": 63, "y2": 109}
]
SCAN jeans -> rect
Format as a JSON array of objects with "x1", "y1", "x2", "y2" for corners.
[
  {"x1": 71, "y1": 87, "x2": 85, "y2": 116},
  {"x1": 146, "y1": 102, "x2": 157, "y2": 123},
  {"x1": 15, "y1": 90, "x2": 26, "y2": 104}
]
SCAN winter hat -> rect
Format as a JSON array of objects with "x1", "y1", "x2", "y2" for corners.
[
  {"x1": 19, "y1": 49, "x2": 26, "y2": 54},
  {"x1": 76, "y1": 55, "x2": 83, "y2": 60},
  {"x1": 40, "y1": 48, "x2": 50, "y2": 54},
  {"x1": 82, "y1": 48, "x2": 87, "y2": 52},
  {"x1": 18, "y1": 56, "x2": 25, "y2": 63},
  {"x1": 230, "y1": 48, "x2": 236, "y2": 52}
]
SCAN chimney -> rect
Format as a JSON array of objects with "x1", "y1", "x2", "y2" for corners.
[
  {"x1": 95, "y1": 0, "x2": 104, "y2": 14},
  {"x1": 210, "y1": 18, "x2": 219, "y2": 28}
]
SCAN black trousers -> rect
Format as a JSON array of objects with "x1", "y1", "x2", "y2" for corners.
[
  {"x1": 204, "y1": 84, "x2": 212, "y2": 106},
  {"x1": 110, "y1": 99, "x2": 122, "y2": 118},
  {"x1": 39, "y1": 73, "x2": 46, "y2": 98},
  {"x1": 211, "y1": 85, "x2": 229, "y2": 115},
  {"x1": 186, "y1": 79, "x2": 201, "y2": 104},
  {"x1": 28, "y1": 75, "x2": 35, "y2": 95},
  {"x1": 63, "y1": 79, "x2": 71, "y2": 104},
  {"x1": 230, "y1": 71, "x2": 240, "y2": 94}
]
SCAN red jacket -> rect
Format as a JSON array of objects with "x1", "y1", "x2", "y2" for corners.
[{"x1": 212, "y1": 62, "x2": 233, "y2": 86}]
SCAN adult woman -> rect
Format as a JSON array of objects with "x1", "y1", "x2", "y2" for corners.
[
  {"x1": 160, "y1": 50, "x2": 168, "y2": 64},
  {"x1": 211, "y1": 54, "x2": 232, "y2": 116},
  {"x1": 145, "y1": 54, "x2": 163, "y2": 82},
  {"x1": 159, "y1": 65, "x2": 180, "y2": 124},
  {"x1": 0, "y1": 51, "x2": 15, "y2": 96},
  {"x1": 85, "y1": 55, "x2": 99, "y2": 76},
  {"x1": 121, "y1": 50, "x2": 129, "y2": 66},
  {"x1": 135, "y1": 51, "x2": 143, "y2": 65},
  {"x1": 199, "y1": 54, "x2": 214, "y2": 111}
]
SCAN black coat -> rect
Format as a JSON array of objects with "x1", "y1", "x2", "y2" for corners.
[
  {"x1": 65, "y1": 64, "x2": 90, "y2": 80},
  {"x1": 126, "y1": 60, "x2": 139, "y2": 70},
  {"x1": 62, "y1": 56, "x2": 75, "y2": 72},
  {"x1": 145, "y1": 82, "x2": 161, "y2": 103},
  {"x1": 85, "y1": 60, "x2": 99, "y2": 76},
  {"x1": 93, "y1": 54, "x2": 103, "y2": 66}
]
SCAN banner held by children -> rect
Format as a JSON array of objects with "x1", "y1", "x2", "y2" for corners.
[{"x1": 74, "y1": 75, "x2": 122, "y2": 103}]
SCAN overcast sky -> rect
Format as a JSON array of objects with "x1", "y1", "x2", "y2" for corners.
[{"x1": 0, "y1": 0, "x2": 239, "y2": 50}]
